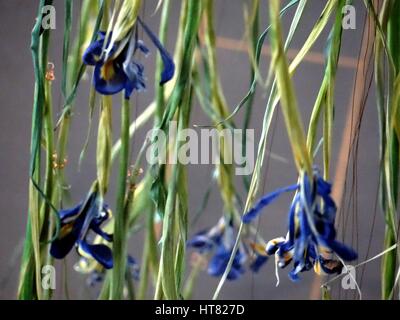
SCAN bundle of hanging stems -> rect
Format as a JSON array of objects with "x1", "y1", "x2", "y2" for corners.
[{"x1": 18, "y1": 0, "x2": 400, "y2": 300}]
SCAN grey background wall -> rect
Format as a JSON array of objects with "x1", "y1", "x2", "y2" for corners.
[{"x1": 0, "y1": 0, "x2": 384, "y2": 299}]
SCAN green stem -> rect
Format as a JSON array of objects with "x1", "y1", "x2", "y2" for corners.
[
  {"x1": 98, "y1": 274, "x2": 111, "y2": 300},
  {"x1": 41, "y1": 78, "x2": 56, "y2": 300},
  {"x1": 18, "y1": 0, "x2": 53, "y2": 299},
  {"x1": 62, "y1": 0, "x2": 73, "y2": 97},
  {"x1": 111, "y1": 98, "x2": 131, "y2": 299},
  {"x1": 154, "y1": 0, "x2": 201, "y2": 300},
  {"x1": 155, "y1": 0, "x2": 171, "y2": 125},
  {"x1": 269, "y1": 0, "x2": 312, "y2": 175},
  {"x1": 242, "y1": 0, "x2": 259, "y2": 190},
  {"x1": 137, "y1": 213, "x2": 151, "y2": 300},
  {"x1": 381, "y1": 0, "x2": 399, "y2": 299},
  {"x1": 204, "y1": 0, "x2": 236, "y2": 217},
  {"x1": 183, "y1": 261, "x2": 202, "y2": 299},
  {"x1": 97, "y1": 96, "x2": 112, "y2": 197}
]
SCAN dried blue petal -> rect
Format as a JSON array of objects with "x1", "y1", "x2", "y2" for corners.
[
  {"x1": 137, "y1": 17, "x2": 175, "y2": 85},
  {"x1": 242, "y1": 184, "x2": 298, "y2": 223},
  {"x1": 123, "y1": 60, "x2": 147, "y2": 98},
  {"x1": 187, "y1": 231, "x2": 215, "y2": 252},
  {"x1": 58, "y1": 203, "x2": 82, "y2": 220},
  {"x1": 50, "y1": 220, "x2": 83, "y2": 259},
  {"x1": 137, "y1": 40, "x2": 149, "y2": 55},
  {"x1": 249, "y1": 255, "x2": 268, "y2": 273},
  {"x1": 78, "y1": 241, "x2": 113, "y2": 270},
  {"x1": 208, "y1": 245, "x2": 245, "y2": 280},
  {"x1": 83, "y1": 32, "x2": 106, "y2": 65},
  {"x1": 90, "y1": 223, "x2": 113, "y2": 242},
  {"x1": 324, "y1": 240, "x2": 358, "y2": 261}
]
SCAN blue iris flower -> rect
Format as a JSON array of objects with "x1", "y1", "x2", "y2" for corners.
[
  {"x1": 242, "y1": 169, "x2": 357, "y2": 281},
  {"x1": 186, "y1": 219, "x2": 224, "y2": 253},
  {"x1": 208, "y1": 244, "x2": 246, "y2": 280},
  {"x1": 50, "y1": 192, "x2": 113, "y2": 269},
  {"x1": 83, "y1": 17, "x2": 175, "y2": 99},
  {"x1": 187, "y1": 218, "x2": 268, "y2": 280}
]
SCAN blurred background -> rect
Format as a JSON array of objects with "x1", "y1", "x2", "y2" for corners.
[{"x1": 0, "y1": 0, "x2": 384, "y2": 299}]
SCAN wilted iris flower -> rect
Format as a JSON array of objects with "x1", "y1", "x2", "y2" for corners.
[
  {"x1": 208, "y1": 243, "x2": 246, "y2": 280},
  {"x1": 242, "y1": 169, "x2": 357, "y2": 281},
  {"x1": 187, "y1": 217, "x2": 268, "y2": 280},
  {"x1": 50, "y1": 192, "x2": 113, "y2": 269},
  {"x1": 83, "y1": 17, "x2": 174, "y2": 99},
  {"x1": 75, "y1": 255, "x2": 140, "y2": 287},
  {"x1": 187, "y1": 218, "x2": 225, "y2": 252}
]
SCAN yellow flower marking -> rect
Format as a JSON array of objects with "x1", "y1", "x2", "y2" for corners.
[
  {"x1": 100, "y1": 61, "x2": 115, "y2": 81},
  {"x1": 59, "y1": 223, "x2": 74, "y2": 238},
  {"x1": 250, "y1": 242, "x2": 268, "y2": 256}
]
